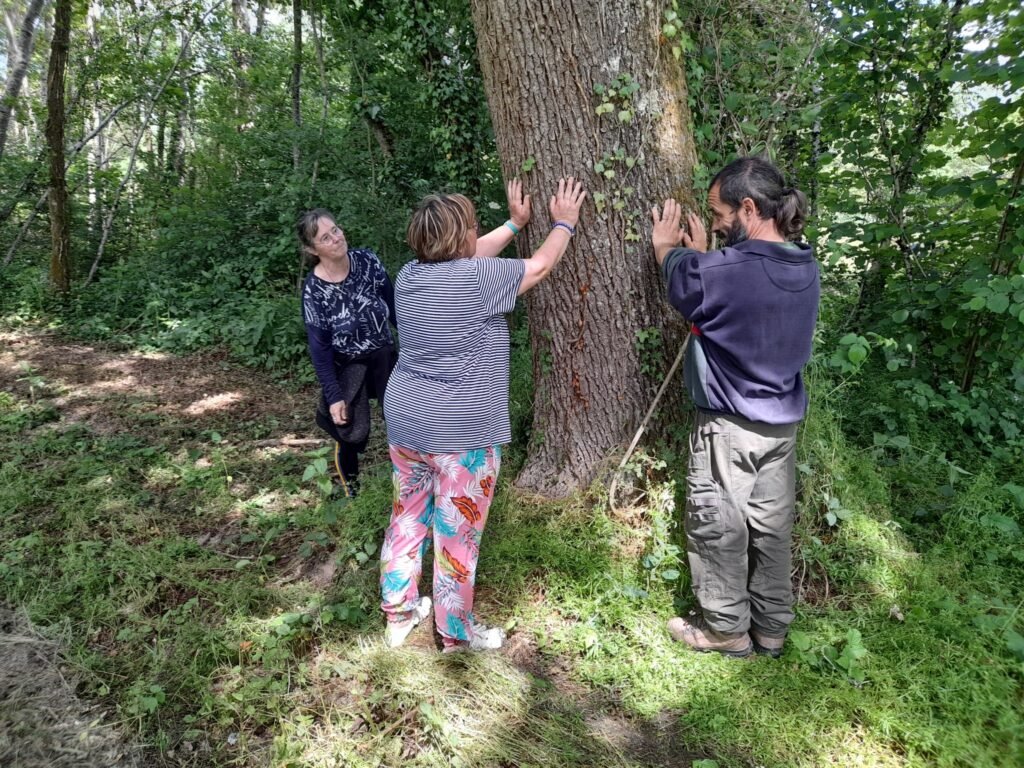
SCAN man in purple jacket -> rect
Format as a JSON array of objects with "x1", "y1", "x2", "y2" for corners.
[{"x1": 650, "y1": 156, "x2": 820, "y2": 658}]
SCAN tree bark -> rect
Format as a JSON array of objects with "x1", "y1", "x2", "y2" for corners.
[
  {"x1": 291, "y1": 0, "x2": 302, "y2": 174},
  {"x1": 45, "y1": 0, "x2": 71, "y2": 294},
  {"x1": 470, "y1": 0, "x2": 698, "y2": 496},
  {"x1": 231, "y1": 0, "x2": 250, "y2": 36},
  {"x1": 255, "y1": 0, "x2": 266, "y2": 38},
  {"x1": 0, "y1": 0, "x2": 49, "y2": 164},
  {"x1": 86, "y1": 0, "x2": 104, "y2": 243}
]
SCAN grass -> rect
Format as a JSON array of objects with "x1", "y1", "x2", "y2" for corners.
[{"x1": 1, "y1": 333, "x2": 1023, "y2": 767}]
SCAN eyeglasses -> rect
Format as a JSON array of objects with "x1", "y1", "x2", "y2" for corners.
[{"x1": 318, "y1": 225, "x2": 343, "y2": 245}]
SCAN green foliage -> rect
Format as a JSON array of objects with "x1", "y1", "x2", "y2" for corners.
[
  {"x1": 815, "y1": 0, "x2": 1024, "y2": 464},
  {"x1": 788, "y1": 627, "x2": 869, "y2": 685},
  {"x1": 593, "y1": 72, "x2": 640, "y2": 123},
  {"x1": 302, "y1": 446, "x2": 334, "y2": 498},
  {"x1": 678, "y1": 0, "x2": 818, "y2": 190},
  {"x1": 633, "y1": 326, "x2": 665, "y2": 377}
]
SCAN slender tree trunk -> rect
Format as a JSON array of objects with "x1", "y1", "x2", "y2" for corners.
[
  {"x1": 3, "y1": 98, "x2": 131, "y2": 267},
  {"x1": 307, "y1": 3, "x2": 328, "y2": 198},
  {"x1": 291, "y1": 0, "x2": 302, "y2": 174},
  {"x1": 45, "y1": 0, "x2": 71, "y2": 294},
  {"x1": 470, "y1": 0, "x2": 698, "y2": 496},
  {"x1": 255, "y1": 0, "x2": 266, "y2": 38},
  {"x1": 86, "y1": 0, "x2": 104, "y2": 243},
  {"x1": 231, "y1": 0, "x2": 249, "y2": 35},
  {"x1": 852, "y1": 0, "x2": 965, "y2": 330},
  {"x1": 36, "y1": 5, "x2": 50, "y2": 109},
  {"x1": 0, "y1": 0, "x2": 48, "y2": 163}
]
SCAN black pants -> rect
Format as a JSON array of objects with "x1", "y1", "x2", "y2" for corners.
[
  {"x1": 315, "y1": 345, "x2": 396, "y2": 485},
  {"x1": 321, "y1": 417, "x2": 366, "y2": 483}
]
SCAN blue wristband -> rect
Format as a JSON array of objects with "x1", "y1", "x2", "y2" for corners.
[
  {"x1": 504, "y1": 220, "x2": 520, "y2": 236},
  {"x1": 552, "y1": 221, "x2": 575, "y2": 236}
]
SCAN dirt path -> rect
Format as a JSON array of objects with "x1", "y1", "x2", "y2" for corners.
[
  {"x1": 0, "y1": 607, "x2": 142, "y2": 768},
  {"x1": 0, "y1": 329, "x2": 319, "y2": 441}
]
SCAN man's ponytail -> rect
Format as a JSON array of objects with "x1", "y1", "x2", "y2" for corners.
[{"x1": 711, "y1": 157, "x2": 808, "y2": 241}]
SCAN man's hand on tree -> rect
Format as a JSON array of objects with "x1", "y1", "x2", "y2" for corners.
[
  {"x1": 651, "y1": 198, "x2": 685, "y2": 265},
  {"x1": 682, "y1": 211, "x2": 708, "y2": 253}
]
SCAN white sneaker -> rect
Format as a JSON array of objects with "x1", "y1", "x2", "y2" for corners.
[
  {"x1": 443, "y1": 621, "x2": 506, "y2": 653},
  {"x1": 384, "y1": 597, "x2": 432, "y2": 648}
]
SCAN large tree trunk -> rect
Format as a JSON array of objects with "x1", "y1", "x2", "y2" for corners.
[
  {"x1": 45, "y1": 0, "x2": 71, "y2": 294},
  {"x1": 0, "y1": 0, "x2": 49, "y2": 164},
  {"x1": 470, "y1": 1, "x2": 698, "y2": 496}
]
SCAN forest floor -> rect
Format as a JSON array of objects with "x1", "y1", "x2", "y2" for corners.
[
  {"x1": 0, "y1": 328, "x2": 709, "y2": 768},
  {"x1": 1, "y1": 325, "x2": 1021, "y2": 768}
]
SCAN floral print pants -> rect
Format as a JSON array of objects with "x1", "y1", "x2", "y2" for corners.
[{"x1": 380, "y1": 444, "x2": 500, "y2": 647}]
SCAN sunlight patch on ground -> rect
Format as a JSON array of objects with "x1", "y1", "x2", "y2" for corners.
[
  {"x1": 810, "y1": 723, "x2": 908, "y2": 767},
  {"x1": 184, "y1": 391, "x2": 243, "y2": 416}
]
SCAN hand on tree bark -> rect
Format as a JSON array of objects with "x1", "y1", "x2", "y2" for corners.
[
  {"x1": 682, "y1": 211, "x2": 708, "y2": 253},
  {"x1": 507, "y1": 178, "x2": 531, "y2": 228},
  {"x1": 651, "y1": 198, "x2": 686, "y2": 264},
  {"x1": 548, "y1": 177, "x2": 586, "y2": 226}
]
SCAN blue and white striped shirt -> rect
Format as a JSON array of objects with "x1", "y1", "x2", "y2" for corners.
[{"x1": 383, "y1": 257, "x2": 525, "y2": 453}]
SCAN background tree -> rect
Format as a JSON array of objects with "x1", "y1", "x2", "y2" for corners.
[
  {"x1": 44, "y1": 0, "x2": 70, "y2": 294},
  {"x1": 0, "y1": 0, "x2": 48, "y2": 164}
]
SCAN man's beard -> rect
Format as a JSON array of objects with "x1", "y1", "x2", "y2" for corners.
[{"x1": 717, "y1": 219, "x2": 749, "y2": 247}]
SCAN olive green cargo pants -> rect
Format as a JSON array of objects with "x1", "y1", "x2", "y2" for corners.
[{"x1": 685, "y1": 410, "x2": 798, "y2": 637}]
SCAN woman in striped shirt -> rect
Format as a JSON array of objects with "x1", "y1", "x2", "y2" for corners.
[{"x1": 380, "y1": 178, "x2": 586, "y2": 652}]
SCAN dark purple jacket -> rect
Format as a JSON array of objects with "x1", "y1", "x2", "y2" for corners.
[{"x1": 662, "y1": 239, "x2": 820, "y2": 425}]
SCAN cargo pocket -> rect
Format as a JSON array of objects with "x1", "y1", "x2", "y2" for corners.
[
  {"x1": 685, "y1": 494, "x2": 723, "y2": 602},
  {"x1": 685, "y1": 494, "x2": 722, "y2": 542}
]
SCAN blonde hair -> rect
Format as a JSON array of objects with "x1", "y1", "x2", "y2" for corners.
[{"x1": 407, "y1": 193, "x2": 475, "y2": 263}]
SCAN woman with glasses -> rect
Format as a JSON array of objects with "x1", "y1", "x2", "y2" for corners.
[{"x1": 297, "y1": 210, "x2": 397, "y2": 497}]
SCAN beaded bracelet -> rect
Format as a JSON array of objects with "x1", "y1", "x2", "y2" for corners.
[
  {"x1": 504, "y1": 220, "x2": 520, "y2": 236},
  {"x1": 552, "y1": 221, "x2": 575, "y2": 236}
]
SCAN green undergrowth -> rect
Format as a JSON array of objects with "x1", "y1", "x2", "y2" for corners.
[{"x1": 1, "y1": 348, "x2": 1022, "y2": 767}]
